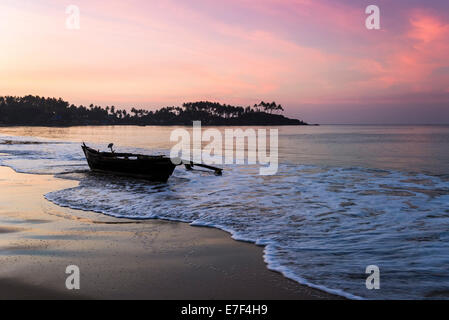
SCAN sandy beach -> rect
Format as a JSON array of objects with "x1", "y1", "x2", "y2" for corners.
[{"x1": 0, "y1": 166, "x2": 338, "y2": 300}]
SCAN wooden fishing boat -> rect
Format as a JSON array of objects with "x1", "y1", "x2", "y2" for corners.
[
  {"x1": 81, "y1": 143, "x2": 176, "y2": 182},
  {"x1": 81, "y1": 143, "x2": 222, "y2": 182}
]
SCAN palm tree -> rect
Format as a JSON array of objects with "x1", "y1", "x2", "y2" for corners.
[
  {"x1": 258, "y1": 101, "x2": 268, "y2": 112},
  {"x1": 276, "y1": 104, "x2": 284, "y2": 113},
  {"x1": 269, "y1": 101, "x2": 276, "y2": 114}
]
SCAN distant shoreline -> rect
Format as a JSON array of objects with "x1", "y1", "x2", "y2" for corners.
[
  {"x1": 0, "y1": 95, "x2": 309, "y2": 127},
  {"x1": 0, "y1": 123, "x2": 309, "y2": 128}
]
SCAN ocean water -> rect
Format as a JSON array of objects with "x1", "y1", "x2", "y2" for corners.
[{"x1": 1, "y1": 125, "x2": 449, "y2": 299}]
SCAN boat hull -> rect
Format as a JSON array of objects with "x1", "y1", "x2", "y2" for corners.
[{"x1": 82, "y1": 145, "x2": 176, "y2": 182}]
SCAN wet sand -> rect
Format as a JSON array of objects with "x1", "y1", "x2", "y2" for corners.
[{"x1": 0, "y1": 166, "x2": 339, "y2": 299}]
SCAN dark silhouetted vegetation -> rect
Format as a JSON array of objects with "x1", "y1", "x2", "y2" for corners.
[{"x1": 0, "y1": 95, "x2": 308, "y2": 126}]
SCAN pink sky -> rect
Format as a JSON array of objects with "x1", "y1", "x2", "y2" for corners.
[{"x1": 1, "y1": 0, "x2": 448, "y2": 123}]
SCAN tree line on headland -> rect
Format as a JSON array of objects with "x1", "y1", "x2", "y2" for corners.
[{"x1": 0, "y1": 95, "x2": 308, "y2": 126}]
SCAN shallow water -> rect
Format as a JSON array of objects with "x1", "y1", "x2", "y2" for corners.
[{"x1": 1, "y1": 125, "x2": 449, "y2": 299}]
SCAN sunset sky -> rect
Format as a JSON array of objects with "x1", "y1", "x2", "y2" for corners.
[{"x1": 1, "y1": 0, "x2": 448, "y2": 123}]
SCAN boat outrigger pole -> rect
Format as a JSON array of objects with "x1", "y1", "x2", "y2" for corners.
[{"x1": 182, "y1": 160, "x2": 223, "y2": 175}]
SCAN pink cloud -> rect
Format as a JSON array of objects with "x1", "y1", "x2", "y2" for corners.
[{"x1": 409, "y1": 11, "x2": 449, "y2": 43}]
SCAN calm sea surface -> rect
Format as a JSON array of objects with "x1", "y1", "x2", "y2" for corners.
[{"x1": 1, "y1": 125, "x2": 448, "y2": 299}]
